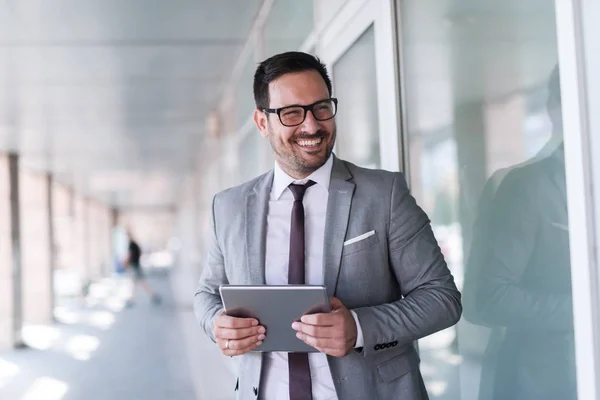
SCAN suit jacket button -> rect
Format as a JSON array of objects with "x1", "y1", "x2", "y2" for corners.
[
  {"x1": 374, "y1": 344, "x2": 381, "y2": 351},
  {"x1": 392, "y1": 341, "x2": 398, "y2": 347}
]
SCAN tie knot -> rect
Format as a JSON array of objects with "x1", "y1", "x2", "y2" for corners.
[{"x1": 288, "y1": 180, "x2": 316, "y2": 201}]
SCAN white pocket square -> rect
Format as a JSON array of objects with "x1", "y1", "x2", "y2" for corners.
[{"x1": 344, "y1": 230, "x2": 375, "y2": 246}]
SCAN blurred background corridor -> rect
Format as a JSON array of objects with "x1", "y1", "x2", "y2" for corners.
[{"x1": 1, "y1": 0, "x2": 599, "y2": 399}]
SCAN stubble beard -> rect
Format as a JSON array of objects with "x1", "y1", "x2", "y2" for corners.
[{"x1": 269, "y1": 128, "x2": 336, "y2": 178}]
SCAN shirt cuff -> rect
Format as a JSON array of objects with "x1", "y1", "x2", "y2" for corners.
[{"x1": 350, "y1": 310, "x2": 364, "y2": 348}]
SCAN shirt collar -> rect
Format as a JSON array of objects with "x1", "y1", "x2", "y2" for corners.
[{"x1": 272, "y1": 154, "x2": 333, "y2": 200}]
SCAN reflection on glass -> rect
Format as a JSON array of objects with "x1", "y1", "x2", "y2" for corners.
[
  {"x1": 333, "y1": 25, "x2": 381, "y2": 168},
  {"x1": 398, "y1": 1, "x2": 576, "y2": 399}
]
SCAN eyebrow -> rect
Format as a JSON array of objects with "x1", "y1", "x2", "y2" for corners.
[{"x1": 268, "y1": 98, "x2": 331, "y2": 110}]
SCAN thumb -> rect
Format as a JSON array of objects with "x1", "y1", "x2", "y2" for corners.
[{"x1": 329, "y1": 297, "x2": 345, "y2": 310}]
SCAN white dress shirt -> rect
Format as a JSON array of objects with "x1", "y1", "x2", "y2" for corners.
[{"x1": 260, "y1": 155, "x2": 364, "y2": 400}]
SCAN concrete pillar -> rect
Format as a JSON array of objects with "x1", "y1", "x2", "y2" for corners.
[
  {"x1": 0, "y1": 154, "x2": 17, "y2": 349},
  {"x1": 84, "y1": 198, "x2": 91, "y2": 281},
  {"x1": 48, "y1": 174, "x2": 56, "y2": 319},
  {"x1": 110, "y1": 208, "x2": 119, "y2": 275},
  {"x1": 9, "y1": 154, "x2": 23, "y2": 347},
  {"x1": 21, "y1": 171, "x2": 53, "y2": 325},
  {"x1": 101, "y1": 207, "x2": 112, "y2": 277},
  {"x1": 87, "y1": 202, "x2": 98, "y2": 278},
  {"x1": 73, "y1": 195, "x2": 88, "y2": 287}
]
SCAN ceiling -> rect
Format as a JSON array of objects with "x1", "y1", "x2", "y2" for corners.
[{"x1": 0, "y1": 0, "x2": 262, "y2": 209}]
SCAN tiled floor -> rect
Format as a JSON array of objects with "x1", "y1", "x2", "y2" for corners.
[{"x1": 0, "y1": 273, "x2": 235, "y2": 400}]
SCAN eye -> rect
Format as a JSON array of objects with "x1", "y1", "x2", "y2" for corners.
[{"x1": 281, "y1": 108, "x2": 302, "y2": 117}]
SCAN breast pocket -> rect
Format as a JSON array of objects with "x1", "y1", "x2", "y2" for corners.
[{"x1": 342, "y1": 230, "x2": 379, "y2": 257}]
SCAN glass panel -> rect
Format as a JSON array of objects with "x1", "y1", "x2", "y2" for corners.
[
  {"x1": 398, "y1": 1, "x2": 576, "y2": 399},
  {"x1": 264, "y1": 0, "x2": 314, "y2": 57},
  {"x1": 333, "y1": 25, "x2": 381, "y2": 169}
]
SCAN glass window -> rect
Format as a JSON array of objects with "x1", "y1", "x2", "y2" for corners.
[
  {"x1": 333, "y1": 25, "x2": 381, "y2": 168},
  {"x1": 398, "y1": 1, "x2": 576, "y2": 399},
  {"x1": 264, "y1": 0, "x2": 314, "y2": 57}
]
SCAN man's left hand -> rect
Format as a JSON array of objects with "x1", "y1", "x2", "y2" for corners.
[{"x1": 292, "y1": 297, "x2": 357, "y2": 357}]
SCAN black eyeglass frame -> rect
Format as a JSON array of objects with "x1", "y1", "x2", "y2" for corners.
[{"x1": 262, "y1": 98, "x2": 338, "y2": 127}]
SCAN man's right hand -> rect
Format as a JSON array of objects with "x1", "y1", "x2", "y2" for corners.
[{"x1": 213, "y1": 312, "x2": 266, "y2": 356}]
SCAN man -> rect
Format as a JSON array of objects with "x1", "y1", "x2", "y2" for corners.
[
  {"x1": 194, "y1": 51, "x2": 462, "y2": 400},
  {"x1": 124, "y1": 231, "x2": 161, "y2": 306}
]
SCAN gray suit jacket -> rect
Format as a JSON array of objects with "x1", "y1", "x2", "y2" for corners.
[{"x1": 194, "y1": 156, "x2": 462, "y2": 400}]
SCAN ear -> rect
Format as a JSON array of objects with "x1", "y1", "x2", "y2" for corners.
[{"x1": 254, "y1": 109, "x2": 270, "y2": 138}]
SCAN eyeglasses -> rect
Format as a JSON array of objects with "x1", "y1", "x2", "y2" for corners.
[{"x1": 262, "y1": 98, "x2": 338, "y2": 127}]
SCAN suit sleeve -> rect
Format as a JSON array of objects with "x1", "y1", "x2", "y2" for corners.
[
  {"x1": 353, "y1": 173, "x2": 462, "y2": 357},
  {"x1": 193, "y1": 195, "x2": 227, "y2": 342}
]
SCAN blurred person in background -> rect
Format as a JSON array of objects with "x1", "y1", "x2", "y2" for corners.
[{"x1": 124, "y1": 230, "x2": 162, "y2": 307}]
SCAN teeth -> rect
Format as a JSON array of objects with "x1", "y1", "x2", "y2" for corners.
[{"x1": 297, "y1": 138, "x2": 322, "y2": 146}]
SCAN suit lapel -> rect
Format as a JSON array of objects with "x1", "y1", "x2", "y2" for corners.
[
  {"x1": 550, "y1": 171, "x2": 568, "y2": 216},
  {"x1": 323, "y1": 157, "x2": 355, "y2": 298},
  {"x1": 548, "y1": 148, "x2": 568, "y2": 217},
  {"x1": 245, "y1": 171, "x2": 273, "y2": 285}
]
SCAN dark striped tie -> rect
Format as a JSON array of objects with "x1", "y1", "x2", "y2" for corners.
[{"x1": 287, "y1": 180, "x2": 316, "y2": 400}]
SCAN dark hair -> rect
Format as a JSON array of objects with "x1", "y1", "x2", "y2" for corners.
[{"x1": 253, "y1": 51, "x2": 333, "y2": 110}]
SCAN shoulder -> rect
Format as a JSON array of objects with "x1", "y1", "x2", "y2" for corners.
[
  {"x1": 497, "y1": 156, "x2": 554, "y2": 195},
  {"x1": 338, "y1": 158, "x2": 406, "y2": 190},
  {"x1": 212, "y1": 171, "x2": 272, "y2": 209},
  {"x1": 490, "y1": 156, "x2": 559, "y2": 217}
]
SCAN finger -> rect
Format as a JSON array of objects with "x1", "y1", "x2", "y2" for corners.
[
  {"x1": 291, "y1": 322, "x2": 333, "y2": 338},
  {"x1": 222, "y1": 340, "x2": 262, "y2": 357},
  {"x1": 215, "y1": 314, "x2": 259, "y2": 329},
  {"x1": 219, "y1": 334, "x2": 265, "y2": 352},
  {"x1": 215, "y1": 325, "x2": 266, "y2": 340},
  {"x1": 296, "y1": 331, "x2": 337, "y2": 349},
  {"x1": 218, "y1": 336, "x2": 264, "y2": 357},
  {"x1": 300, "y1": 312, "x2": 336, "y2": 326}
]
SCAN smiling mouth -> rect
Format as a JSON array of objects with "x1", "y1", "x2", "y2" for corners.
[{"x1": 296, "y1": 137, "x2": 323, "y2": 147}]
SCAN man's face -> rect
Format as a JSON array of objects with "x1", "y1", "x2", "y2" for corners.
[{"x1": 254, "y1": 70, "x2": 336, "y2": 179}]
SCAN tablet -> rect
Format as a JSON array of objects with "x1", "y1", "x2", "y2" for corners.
[{"x1": 219, "y1": 285, "x2": 330, "y2": 353}]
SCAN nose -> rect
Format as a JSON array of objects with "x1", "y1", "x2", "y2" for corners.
[{"x1": 300, "y1": 109, "x2": 320, "y2": 133}]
